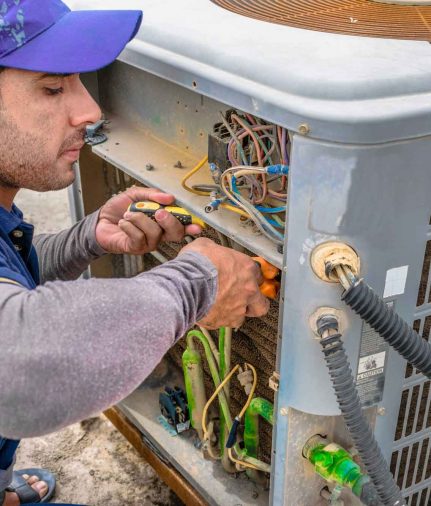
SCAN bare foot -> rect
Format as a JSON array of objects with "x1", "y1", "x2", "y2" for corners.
[{"x1": 2, "y1": 474, "x2": 48, "y2": 506}]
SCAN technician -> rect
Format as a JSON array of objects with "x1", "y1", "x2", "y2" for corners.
[{"x1": 0, "y1": 1, "x2": 269, "y2": 505}]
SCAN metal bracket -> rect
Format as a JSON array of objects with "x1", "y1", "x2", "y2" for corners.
[
  {"x1": 269, "y1": 371, "x2": 280, "y2": 392},
  {"x1": 85, "y1": 119, "x2": 108, "y2": 146}
]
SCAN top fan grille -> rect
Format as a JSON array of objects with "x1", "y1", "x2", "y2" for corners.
[{"x1": 210, "y1": 0, "x2": 431, "y2": 41}]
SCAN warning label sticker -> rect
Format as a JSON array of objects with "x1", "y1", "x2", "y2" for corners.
[
  {"x1": 357, "y1": 351, "x2": 386, "y2": 380},
  {"x1": 356, "y1": 302, "x2": 392, "y2": 407}
]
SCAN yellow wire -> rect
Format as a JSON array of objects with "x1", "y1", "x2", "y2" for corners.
[
  {"x1": 202, "y1": 362, "x2": 263, "y2": 471},
  {"x1": 220, "y1": 203, "x2": 249, "y2": 218},
  {"x1": 181, "y1": 156, "x2": 251, "y2": 219},
  {"x1": 181, "y1": 156, "x2": 210, "y2": 196},
  {"x1": 202, "y1": 365, "x2": 239, "y2": 439},
  {"x1": 227, "y1": 448, "x2": 264, "y2": 472}
]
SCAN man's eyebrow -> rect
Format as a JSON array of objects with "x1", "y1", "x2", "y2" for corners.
[{"x1": 35, "y1": 73, "x2": 73, "y2": 81}]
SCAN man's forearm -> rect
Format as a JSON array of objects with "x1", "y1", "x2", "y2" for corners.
[
  {"x1": 0, "y1": 251, "x2": 217, "y2": 439},
  {"x1": 33, "y1": 211, "x2": 106, "y2": 282}
]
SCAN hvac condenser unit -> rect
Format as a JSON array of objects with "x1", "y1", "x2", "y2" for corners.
[{"x1": 69, "y1": 0, "x2": 431, "y2": 504}]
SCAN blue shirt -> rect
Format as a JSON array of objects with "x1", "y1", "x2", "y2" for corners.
[
  {"x1": 0, "y1": 205, "x2": 39, "y2": 289},
  {"x1": 0, "y1": 204, "x2": 40, "y2": 470}
]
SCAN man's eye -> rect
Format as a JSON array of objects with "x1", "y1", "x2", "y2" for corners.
[{"x1": 44, "y1": 87, "x2": 64, "y2": 96}]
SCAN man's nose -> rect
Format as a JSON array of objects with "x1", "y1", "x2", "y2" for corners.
[{"x1": 69, "y1": 80, "x2": 102, "y2": 128}]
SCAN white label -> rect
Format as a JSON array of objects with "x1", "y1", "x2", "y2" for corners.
[
  {"x1": 357, "y1": 351, "x2": 386, "y2": 380},
  {"x1": 383, "y1": 265, "x2": 409, "y2": 298},
  {"x1": 176, "y1": 421, "x2": 190, "y2": 433}
]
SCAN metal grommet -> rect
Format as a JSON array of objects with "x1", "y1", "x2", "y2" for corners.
[{"x1": 12, "y1": 230, "x2": 23, "y2": 238}]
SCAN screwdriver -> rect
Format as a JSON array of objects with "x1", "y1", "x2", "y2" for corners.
[
  {"x1": 253, "y1": 256, "x2": 280, "y2": 300},
  {"x1": 128, "y1": 201, "x2": 206, "y2": 229},
  {"x1": 129, "y1": 202, "x2": 279, "y2": 298}
]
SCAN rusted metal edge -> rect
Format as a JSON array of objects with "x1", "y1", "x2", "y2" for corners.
[{"x1": 104, "y1": 407, "x2": 208, "y2": 506}]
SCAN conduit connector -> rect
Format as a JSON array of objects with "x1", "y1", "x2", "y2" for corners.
[
  {"x1": 309, "y1": 307, "x2": 345, "y2": 338},
  {"x1": 237, "y1": 366, "x2": 254, "y2": 395},
  {"x1": 310, "y1": 241, "x2": 360, "y2": 283},
  {"x1": 316, "y1": 314, "x2": 340, "y2": 338}
]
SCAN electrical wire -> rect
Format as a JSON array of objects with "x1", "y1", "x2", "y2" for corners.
[
  {"x1": 225, "y1": 192, "x2": 282, "y2": 244},
  {"x1": 181, "y1": 156, "x2": 210, "y2": 196},
  {"x1": 202, "y1": 365, "x2": 240, "y2": 440},
  {"x1": 180, "y1": 113, "x2": 288, "y2": 235},
  {"x1": 221, "y1": 171, "x2": 284, "y2": 244}
]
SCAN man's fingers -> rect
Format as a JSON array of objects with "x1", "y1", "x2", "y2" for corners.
[
  {"x1": 184, "y1": 224, "x2": 203, "y2": 236},
  {"x1": 245, "y1": 292, "x2": 270, "y2": 318},
  {"x1": 253, "y1": 261, "x2": 264, "y2": 286},
  {"x1": 125, "y1": 186, "x2": 175, "y2": 206},
  {"x1": 120, "y1": 213, "x2": 162, "y2": 252},
  {"x1": 118, "y1": 220, "x2": 150, "y2": 252},
  {"x1": 154, "y1": 209, "x2": 186, "y2": 242}
]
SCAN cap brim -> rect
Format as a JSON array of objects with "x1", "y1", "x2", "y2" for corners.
[{"x1": 0, "y1": 9, "x2": 142, "y2": 73}]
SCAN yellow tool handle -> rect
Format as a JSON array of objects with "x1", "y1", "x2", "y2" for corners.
[{"x1": 128, "y1": 201, "x2": 206, "y2": 228}]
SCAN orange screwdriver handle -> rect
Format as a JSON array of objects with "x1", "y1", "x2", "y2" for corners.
[
  {"x1": 260, "y1": 280, "x2": 281, "y2": 300},
  {"x1": 253, "y1": 257, "x2": 281, "y2": 300},
  {"x1": 253, "y1": 257, "x2": 280, "y2": 280}
]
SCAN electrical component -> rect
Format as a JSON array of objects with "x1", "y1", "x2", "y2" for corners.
[
  {"x1": 303, "y1": 435, "x2": 380, "y2": 506},
  {"x1": 268, "y1": 371, "x2": 280, "y2": 392},
  {"x1": 159, "y1": 386, "x2": 191, "y2": 434}
]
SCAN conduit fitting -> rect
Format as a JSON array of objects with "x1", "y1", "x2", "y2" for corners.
[
  {"x1": 310, "y1": 241, "x2": 360, "y2": 284},
  {"x1": 310, "y1": 307, "x2": 345, "y2": 338},
  {"x1": 237, "y1": 366, "x2": 254, "y2": 395},
  {"x1": 316, "y1": 314, "x2": 340, "y2": 339},
  {"x1": 303, "y1": 435, "x2": 366, "y2": 506}
]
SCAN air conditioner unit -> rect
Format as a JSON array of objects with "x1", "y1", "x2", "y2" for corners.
[{"x1": 68, "y1": 0, "x2": 431, "y2": 504}]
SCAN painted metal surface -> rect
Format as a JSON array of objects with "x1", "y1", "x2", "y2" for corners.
[
  {"x1": 66, "y1": 0, "x2": 431, "y2": 144},
  {"x1": 270, "y1": 133, "x2": 431, "y2": 505},
  {"x1": 68, "y1": 4, "x2": 431, "y2": 500}
]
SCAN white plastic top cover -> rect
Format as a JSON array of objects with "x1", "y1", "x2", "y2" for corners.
[{"x1": 68, "y1": 0, "x2": 431, "y2": 144}]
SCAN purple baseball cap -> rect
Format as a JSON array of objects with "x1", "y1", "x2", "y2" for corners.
[{"x1": 0, "y1": 0, "x2": 142, "y2": 73}]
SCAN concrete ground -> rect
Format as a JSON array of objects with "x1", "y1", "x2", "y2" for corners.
[{"x1": 13, "y1": 188, "x2": 181, "y2": 506}]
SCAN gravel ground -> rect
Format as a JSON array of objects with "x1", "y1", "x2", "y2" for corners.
[{"x1": 12, "y1": 188, "x2": 180, "y2": 506}]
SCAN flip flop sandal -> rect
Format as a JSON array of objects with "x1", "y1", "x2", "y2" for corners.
[{"x1": 3, "y1": 468, "x2": 56, "y2": 504}]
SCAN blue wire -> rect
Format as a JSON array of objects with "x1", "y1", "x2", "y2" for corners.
[
  {"x1": 265, "y1": 217, "x2": 285, "y2": 229},
  {"x1": 256, "y1": 205, "x2": 286, "y2": 214}
]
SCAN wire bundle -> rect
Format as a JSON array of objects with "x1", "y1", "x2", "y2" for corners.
[
  {"x1": 181, "y1": 111, "x2": 290, "y2": 245},
  {"x1": 220, "y1": 166, "x2": 286, "y2": 245},
  {"x1": 220, "y1": 112, "x2": 289, "y2": 202}
]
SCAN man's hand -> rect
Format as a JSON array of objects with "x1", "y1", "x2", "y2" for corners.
[
  {"x1": 179, "y1": 238, "x2": 270, "y2": 329},
  {"x1": 96, "y1": 187, "x2": 202, "y2": 254}
]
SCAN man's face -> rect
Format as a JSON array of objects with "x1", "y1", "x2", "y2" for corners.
[{"x1": 0, "y1": 69, "x2": 101, "y2": 191}]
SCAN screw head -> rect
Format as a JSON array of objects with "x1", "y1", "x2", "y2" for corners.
[
  {"x1": 280, "y1": 407, "x2": 288, "y2": 416},
  {"x1": 298, "y1": 123, "x2": 310, "y2": 135}
]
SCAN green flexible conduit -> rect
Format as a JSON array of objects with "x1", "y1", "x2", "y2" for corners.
[
  {"x1": 182, "y1": 330, "x2": 270, "y2": 473},
  {"x1": 244, "y1": 397, "x2": 274, "y2": 459},
  {"x1": 218, "y1": 327, "x2": 236, "y2": 472}
]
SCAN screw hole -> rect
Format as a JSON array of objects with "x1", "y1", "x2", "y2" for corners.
[{"x1": 192, "y1": 80, "x2": 197, "y2": 88}]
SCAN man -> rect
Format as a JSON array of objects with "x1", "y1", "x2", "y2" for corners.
[{"x1": 0, "y1": 1, "x2": 269, "y2": 504}]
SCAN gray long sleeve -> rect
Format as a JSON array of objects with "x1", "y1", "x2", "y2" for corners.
[
  {"x1": 33, "y1": 210, "x2": 106, "y2": 282},
  {"x1": 0, "y1": 251, "x2": 217, "y2": 439}
]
